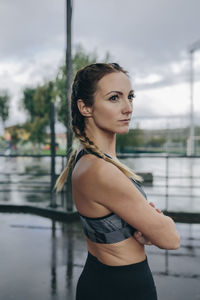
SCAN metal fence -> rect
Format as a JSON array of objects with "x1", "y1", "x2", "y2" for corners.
[{"x1": 0, "y1": 153, "x2": 200, "y2": 214}]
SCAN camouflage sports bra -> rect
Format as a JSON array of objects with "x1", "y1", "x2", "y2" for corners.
[{"x1": 73, "y1": 149, "x2": 147, "y2": 244}]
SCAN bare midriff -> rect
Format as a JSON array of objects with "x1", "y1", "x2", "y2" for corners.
[{"x1": 86, "y1": 235, "x2": 146, "y2": 266}]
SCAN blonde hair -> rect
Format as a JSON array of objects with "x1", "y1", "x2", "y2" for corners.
[{"x1": 55, "y1": 63, "x2": 143, "y2": 192}]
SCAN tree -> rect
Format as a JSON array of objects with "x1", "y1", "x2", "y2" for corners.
[
  {"x1": 21, "y1": 81, "x2": 55, "y2": 148},
  {"x1": 0, "y1": 90, "x2": 10, "y2": 130},
  {"x1": 145, "y1": 136, "x2": 167, "y2": 147},
  {"x1": 22, "y1": 87, "x2": 36, "y2": 123},
  {"x1": 116, "y1": 128, "x2": 145, "y2": 152},
  {"x1": 55, "y1": 45, "x2": 111, "y2": 125},
  {"x1": 6, "y1": 125, "x2": 21, "y2": 148}
]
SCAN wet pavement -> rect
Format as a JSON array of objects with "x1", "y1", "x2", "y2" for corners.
[{"x1": 0, "y1": 213, "x2": 200, "y2": 300}]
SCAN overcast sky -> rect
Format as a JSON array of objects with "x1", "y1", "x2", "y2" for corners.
[{"x1": 0, "y1": 0, "x2": 200, "y2": 132}]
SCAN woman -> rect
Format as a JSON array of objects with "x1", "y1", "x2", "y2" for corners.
[{"x1": 55, "y1": 63, "x2": 180, "y2": 300}]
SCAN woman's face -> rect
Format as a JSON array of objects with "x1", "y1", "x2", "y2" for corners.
[{"x1": 90, "y1": 71, "x2": 134, "y2": 134}]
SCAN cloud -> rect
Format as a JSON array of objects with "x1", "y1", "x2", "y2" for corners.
[
  {"x1": 73, "y1": 0, "x2": 200, "y2": 74},
  {"x1": 1, "y1": 0, "x2": 200, "y2": 71},
  {"x1": 0, "y1": 0, "x2": 200, "y2": 133},
  {"x1": 0, "y1": 0, "x2": 65, "y2": 60}
]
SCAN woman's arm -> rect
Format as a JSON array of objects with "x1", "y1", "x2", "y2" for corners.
[
  {"x1": 134, "y1": 202, "x2": 163, "y2": 246},
  {"x1": 81, "y1": 158, "x2": 180, "y2": 250}
]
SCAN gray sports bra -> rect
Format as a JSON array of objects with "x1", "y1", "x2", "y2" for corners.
[{"x1": 73, "y1": 148, "x2": 147, "y2": 244}]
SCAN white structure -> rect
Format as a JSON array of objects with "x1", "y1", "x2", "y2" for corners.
[{"x1": 188, "y1": 39, "x2": 200, "y2": 156}]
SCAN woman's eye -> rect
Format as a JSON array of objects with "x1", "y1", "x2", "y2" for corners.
[
  {"x1": 128, "y1": 93, "x2": 135, "y2": 101},
  {"x1": 109, "y1": 95, "x2": 119, "y2": 101}
]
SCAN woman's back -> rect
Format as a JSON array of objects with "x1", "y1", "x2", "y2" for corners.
[{"x1": 72, "y1": 147, "x2": 147, "y2": 266}]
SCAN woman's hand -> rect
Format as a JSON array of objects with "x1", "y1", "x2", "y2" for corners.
[
  {"x1": 149, "y1": 201, "x2": 163, "y2": 214},
  {"x1": 134, "y1": 231, "x2": 153, "y2": 245},
  {"x1": 134, "y1": 202, "x2": 163, "y2": 245}
]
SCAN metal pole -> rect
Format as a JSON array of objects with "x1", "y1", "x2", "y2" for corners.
[
  {"x1": 61, "y1": 156, "x2": 65, "y2": 207},
  {"x1": 66, "y1": 0, "x2": 73, "y2": 212},
  {"x1": 50, "y1": 102, "x2": 57, "y2": 207},
  {"x1": 189, "y1": 50, "x2": 194, "y2": 156},
  {"x1": 165, "y1": 155, "x2": 169, "y2": 211}
]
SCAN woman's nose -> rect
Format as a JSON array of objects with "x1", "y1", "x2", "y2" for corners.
[{"x1": 122, "y1": 99, "x2": 133, "y2": 114}]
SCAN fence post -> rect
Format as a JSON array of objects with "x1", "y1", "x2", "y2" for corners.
[
  {"x1": 165, "y1": 155, "x2": 169, "y2": 211},
  {"x1": 61, "y1": 156, "x2": 65, "y2": 207},
  {"x1": 50, "y1": 102, "x2": 57, "y2": 208}
]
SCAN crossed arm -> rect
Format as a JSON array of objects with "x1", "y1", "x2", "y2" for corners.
[
  {"x1": 134, "y1": 202, "x2": 163, "y2": 246},
  {"x1": 79, "y1": 157, "x2": 180, "y2": 250}
]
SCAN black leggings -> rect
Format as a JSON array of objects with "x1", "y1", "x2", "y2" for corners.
[{"x1": 76, "y1": 252, "x2": 157, "y2": 300}]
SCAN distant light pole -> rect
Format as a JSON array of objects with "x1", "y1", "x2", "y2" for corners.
[{"x1": 188, "y1": 39, "x2": 200, "y2": 156}]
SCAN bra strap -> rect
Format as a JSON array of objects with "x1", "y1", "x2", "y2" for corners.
[
  {"x1": 73, "y1": 148, "x2": 103, "y2": 168},
  {"x1": 74, "y1": 149, "x2": 86, "y2": 166}
]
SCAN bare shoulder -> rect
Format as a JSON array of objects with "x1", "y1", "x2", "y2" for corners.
[
  {"x1": 72, "y1": 153, "x2": 106, "y2": 184},
  {"x1": 72, "y1": 153, "x2": 127, "y2": 185},
  {"x1": 72, "y1": 153, "x2": 139, "y2": 202}
]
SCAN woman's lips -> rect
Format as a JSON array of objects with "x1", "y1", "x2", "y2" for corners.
[{"x1": 119, "y1": 119, "x2": 130, "y2": 122}]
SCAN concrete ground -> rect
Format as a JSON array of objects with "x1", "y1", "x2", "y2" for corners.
[{"x1": 0, "y1": 213, "x2": 200, "y2": 300}]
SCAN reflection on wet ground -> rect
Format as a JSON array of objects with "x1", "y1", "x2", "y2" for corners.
[{"x1": 0, "y1": 213, "x2": 200, "y2": 300}]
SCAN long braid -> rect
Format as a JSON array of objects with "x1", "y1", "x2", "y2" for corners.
[
  {"x1": 74, "y1": 126, "x2": 143, "y2": 182},
  {"x1": 54, "y1": 149, "x2": 77, "y2": 192}
]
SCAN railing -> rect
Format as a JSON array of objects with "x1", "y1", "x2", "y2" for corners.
[
  {"x1": 0, "y1": 154, "x2": 67, "y2": 208},
  {"x1": 0, "y1": 153, "x2": 200, "y2": 215}
]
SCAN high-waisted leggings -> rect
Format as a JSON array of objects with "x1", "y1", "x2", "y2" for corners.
[{"x1": 76, "y1": 252, "x2": 157, "y2": 300}]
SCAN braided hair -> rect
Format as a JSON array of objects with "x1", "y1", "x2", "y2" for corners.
[{"x1": 55, "y1": 63, "x2": 143, "y2": 191}]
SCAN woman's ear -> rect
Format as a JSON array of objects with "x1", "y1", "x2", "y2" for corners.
[{"x1": 77, "y1": 99, "x2": 92, "y2": 117}]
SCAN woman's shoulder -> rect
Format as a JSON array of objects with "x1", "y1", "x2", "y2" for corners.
[
  {"x1": 72, "y1": 153, "x2": 133, "y2": 195},
  {"x1": 72, "y1": 152, "x2": 110, "y2": 183}
]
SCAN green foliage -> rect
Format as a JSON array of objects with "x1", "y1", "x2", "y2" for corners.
[
  {"x1": 6, "y1": 125, "x2": 21, "y2": 145},
  {"x1": 23, "y1": 81, "x2": 55, "y2": 122},
  {"x1": 24, "y1": 117, "x2": 48, "y2": 145},
  {"x1": 145, "y1": 136, "x2": 167, "y2": 147},
  {"x1": 0, "y1": 90, "x2": 10, "y2": 127},
  {"x1": 171, "y1": 137, "x2": 186, "y2": 145},
  {"x1": 196, "y1": 126, "x2": 200, "y2": 136},
  {"x1": 72, "y1": 44, "x2": 98, "y2": 74},
  {"x1": 116, "y1": 128, "x2": 145, "y2": 152},
  {"x1": 21, "y1": 81, "x2": 55, "y2": 146},
  {"x1": 23, "y1": 88, "x2": 35, "y2": 122}
]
